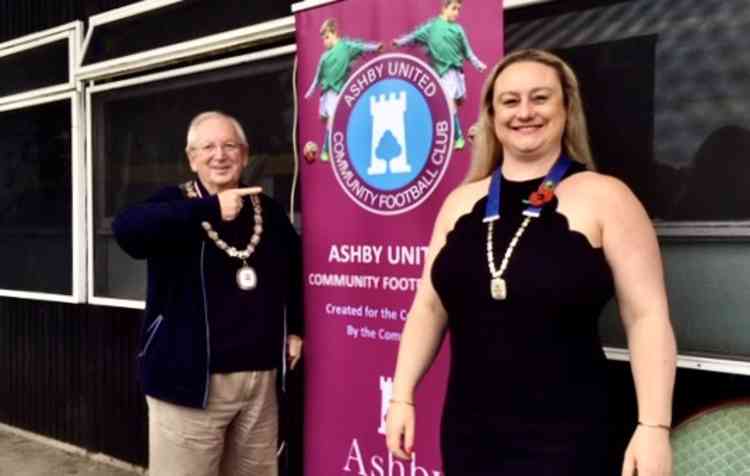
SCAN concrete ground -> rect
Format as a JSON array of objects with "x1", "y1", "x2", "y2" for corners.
[{"x1": 0, "y1": 429, "x2": 141, "y2": 476}]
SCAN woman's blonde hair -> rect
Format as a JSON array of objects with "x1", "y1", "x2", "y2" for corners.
[{"x1": 465, "y1": 49, "x2": 594, "y2": 182}]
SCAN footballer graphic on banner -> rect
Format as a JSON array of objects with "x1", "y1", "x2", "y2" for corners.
[{"x1": 304, "y1": 18, "x2": 382, "y2": 163}]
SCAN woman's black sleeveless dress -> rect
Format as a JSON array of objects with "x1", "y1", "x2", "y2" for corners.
[{"x1": 432, "y1": 164, "x2": 618, "y2": 475}]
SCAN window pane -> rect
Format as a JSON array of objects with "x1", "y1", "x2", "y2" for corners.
[
  {"x1": 0, "y1": 39, "x2": 68, "y2": 98},
  {"x1": 506, "y1": 0, "x2": 750, "y2": 222},
  {"x1": 83, "y1": 0, "x2": 291, "y2": 66},
  {"x1": 92, "y1": 55, "x2": 295, "y2": 300},
  {"x1": 507, "y1": 0, "x2": 750, "y2": 360},
  {"x1": 0, "y1": 99, "x2": 72, "y2": 293}
]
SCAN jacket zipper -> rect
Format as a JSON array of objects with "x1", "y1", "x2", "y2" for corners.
[{"x1": 200, "y1": 242, "x2": 211, "y2": 408}]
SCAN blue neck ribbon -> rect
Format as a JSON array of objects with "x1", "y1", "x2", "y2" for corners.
[{"x1": 483, "y1": 155, "x2": 573, "y2": 222}]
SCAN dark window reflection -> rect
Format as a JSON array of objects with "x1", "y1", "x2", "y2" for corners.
[
  {"x1": 506, "y1": 0, "x2": 750, "y2": 221},
  {"x1": 553, "y1": 36, "x2": 657, "y2": 215},
  {"x1": 91, "y1": 55, "x2": 296, "y2": 300},
  {"x1": 0, "y1": 99, "x2": 72, "y2": 293},
  {"x1": 0, "y1": 40, "x2": 68, "y2": 98},
  {"x1": 506, "y1": 0, "x2": 750, "y2": 359}
]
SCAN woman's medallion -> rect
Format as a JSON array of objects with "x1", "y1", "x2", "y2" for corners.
[{"x1": 490, "y1": 277, "x2": 506, "y2": 300}]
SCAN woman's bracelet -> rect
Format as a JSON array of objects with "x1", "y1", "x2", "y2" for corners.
[
  {"x1": 638, "y1": 421, "x2": 671, "y2": 431},
  {"x1": 389, "y1": 398, "x2": 415, "y2": 407}
]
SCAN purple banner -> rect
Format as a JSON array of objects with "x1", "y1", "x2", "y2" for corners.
[{"x1": 295, "y1": 0, "x2": 502, "y2": 473}]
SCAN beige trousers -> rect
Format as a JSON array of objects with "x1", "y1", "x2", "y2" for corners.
[{"x1": 147, "y1": 370, "x2": 278, "y2": 476}]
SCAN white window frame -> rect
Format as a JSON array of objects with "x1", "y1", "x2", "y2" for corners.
[
  {"x1": 0, "y1": 21, "x2": 83, "y2": 106},
  {"x1": 606, "y1": 347, "x2": 750, "y2": 377},
  {"x1": 0, "y1": 91, "x2": 87, "y2": 303},
  {"x1": 77, "y1": 0, "x2": 295, "y2": 81},
  {"x1": 86, "y1": 43, "x2": 296, "y2": 309},
  {"x1": 656, "y1": 222, "x2": 750, "y2": 239}
]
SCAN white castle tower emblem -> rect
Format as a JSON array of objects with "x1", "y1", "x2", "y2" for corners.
[
  {"x1": 368, "y1": 91, "x2": 411, "y2": 176},
  {"x1": 378, "y1": 376, "x2": 394, "y2": 435}
]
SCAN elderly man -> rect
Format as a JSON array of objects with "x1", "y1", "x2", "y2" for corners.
[{"x1": 113, "y1": 111, "x2": 303, "y2": 476}]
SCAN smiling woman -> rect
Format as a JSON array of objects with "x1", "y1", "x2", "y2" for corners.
[
  {"x1": 385, "y1": 49, "x2": 677, "y2": 476},
  {"x1": 491, "y1": 62, "x2": 567, "y2": 174}
]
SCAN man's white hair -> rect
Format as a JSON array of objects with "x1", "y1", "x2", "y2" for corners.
[{"x1": 185, "y1": 111, "x2": 248, "y2": 151}]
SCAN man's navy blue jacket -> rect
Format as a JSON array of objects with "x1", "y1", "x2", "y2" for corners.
[{"x1": 112, "y1": 183, "x2": 303, "y2": 408}]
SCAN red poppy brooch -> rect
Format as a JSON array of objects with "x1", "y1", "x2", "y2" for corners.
[{"x1": 524, "y1": 180, "x2": 556, "y2": 207}]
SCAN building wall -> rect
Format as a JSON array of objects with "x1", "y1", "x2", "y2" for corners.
[
  {"x1": 0, "y1": 4, "x2": 301, "y2": 471},
  {"x1": 0, "y1": 297, "x2": 147, "y2": 465},
  {"x1": 0, "y1": 0, "x2": 134, "y2": 43},
  {"x1": 0, "y1": 296, "x2": 305, "y2": 471},
  {"x1": 0, "y1": 0, "x2": 294, "y2": 43}
]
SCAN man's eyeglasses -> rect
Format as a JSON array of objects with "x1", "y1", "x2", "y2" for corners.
[{"x1": 194, "y1": 143, "x2": 243, "y2": 155}]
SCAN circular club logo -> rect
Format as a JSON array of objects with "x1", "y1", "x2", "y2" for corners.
[{"x1": 330, "y1": 53, "x2": 454, "y2": 215}]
